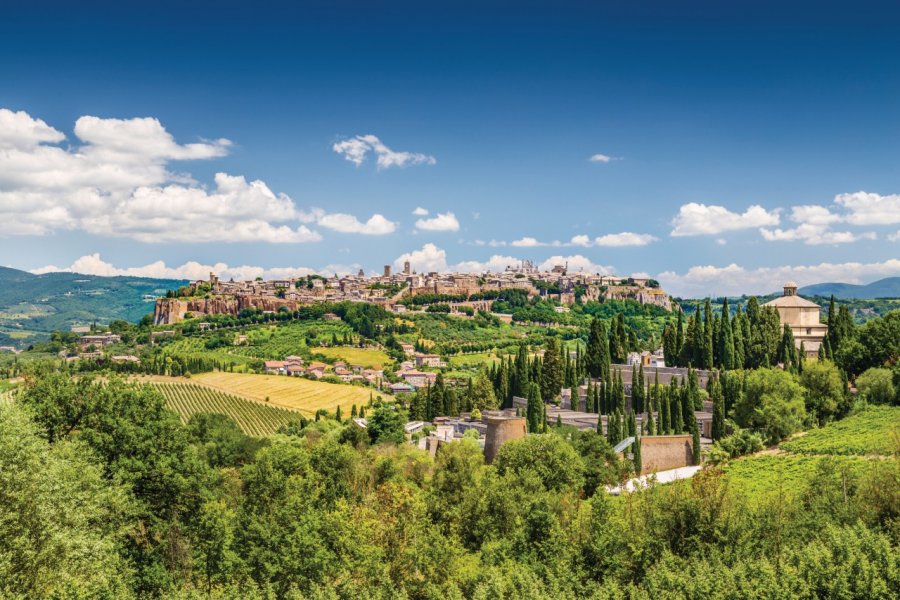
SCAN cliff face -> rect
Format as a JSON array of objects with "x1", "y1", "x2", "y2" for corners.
[{"x1": 153, "y1": 295, "x2": 302, "y2": 325}]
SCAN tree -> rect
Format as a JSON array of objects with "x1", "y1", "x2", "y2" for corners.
[
  {"x1": 0, "y1": 404, "x2": 132, "y2": 598},
  {"x1": 632, "y1": 435, "x2": 642, "y2": 474},
  {"x1": 777, "y1": 324, "x2": 798, "y2": 372},
  {"x1": 702, "y1": 300, "x2": 715, "y2": 369},
  {"x1": 711, "y1": 376, "x2": 725, "y2": 441},
  {"x1": 855, "y1": 368, "x2": 896, "y2": 405},
  {"x1": 691, "y1": 422, "x2": 701, "y2": 465},
  {"x1": 526, "y1": 382, "x2": 544, "y2": 433},
  {"x1": 586, "y1": 318, "x2": 610, "y2": 380},
  {"x1": 732, "y1": 305, "x2": 746, "y2": 369},
  {"x1": 493, "y1": 434, "x2": 584, "y2": 493},
  {"x1": 735, "y1": 368, "x2": 806, "y2": 443},
  {"x1": 720, "y1": 298, "x2": 735, "y2": 370},
  {"x1": 799, "y1": 360, "x2": 844, "y2": 425},
  {"x1": 540, "y1": 337, "x2": 564, "y2": 401},
  {"x1": 663, "y1": 324, "x2": 677, "y2": 369},
  {"x1": 675, "y1": 309, "x2": 685, "y2": 366},
  {"x1": 193, "y1": 499, "x2": 238, "y2": 595},
  {"x1": 469, "y1": 370, "x2": 499, "y2": 411},
  {"x1": 367, "y1": 405, "x2": 407, "y2": 445}
]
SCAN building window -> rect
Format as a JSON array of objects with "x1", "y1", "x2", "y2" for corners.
[{"x1": 806, "y1": 328, "x2": 811, "y2": 335}]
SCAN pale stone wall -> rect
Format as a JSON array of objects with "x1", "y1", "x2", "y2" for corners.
[{"x1": 640, "y1": 435, "x2": 694, "y2": 474}]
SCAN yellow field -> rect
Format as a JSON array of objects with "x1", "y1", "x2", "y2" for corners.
[
  {"x1": 191, "y1": 372, "x2": 381, "y2": 416},
  {"x1": 310, "y1": 346, "x2": 391, "y2": 370}
]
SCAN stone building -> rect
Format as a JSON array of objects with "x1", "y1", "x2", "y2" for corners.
[{"x1": 763, "y1": 281, "x2": 828, "y2": 358}]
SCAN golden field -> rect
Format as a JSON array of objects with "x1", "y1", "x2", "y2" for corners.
[{"x1": 191, "y1": 371, "x2": 382, "y2": 416}]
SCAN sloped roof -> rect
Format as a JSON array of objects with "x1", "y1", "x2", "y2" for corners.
[{"x1": 763, "y1": 295, "x2": 821, "y2": 309}]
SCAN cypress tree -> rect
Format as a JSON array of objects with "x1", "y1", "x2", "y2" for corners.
[
  {"x1": 335, "y1": 405, "x2": 342, "y2": 422},
  {"x1": 691, "y1": 421, "x2": 702, "y2": 465},
  {"x1": 732, "y1": 305, "x2": 745, "y2": 369},
  {"x1": 541, "y1": 337, "x2": 564, "y2": 401},
  {"x1": 663, "y1": 323, "x2": 677, "y2": 368},
  {"x1": 351, "y1": 404, "x2": 358, "y2": 419},
  {"x1": 633, "y1": 435, "x2": 642, "y2": 474},
  {"x1": 720, "y1": 297, "x2": 735, "y2": 370},
  {"x1": 672, "y1": 391, "x2": 684, "y2": 434},
  {"x1": 702, "y1": 299, "x2": 715, "y2": 370},
  {"x1": 514, "y1": 344, "x2": 529, "y2": 398},
  {"x1": 635, "y1": 362, "x2": 646, "y2": 413},
  {"x1": 818, "y1": 342, "x2": 826, "y2": 361},
  {"x1": 711, "y1": 376, "x2": 725, "y2": 441},
  {"x1": 659, "y1": 387, "x2": 669, "y2": 433},
  {"x1": 675, "y1": 309, "x2": 685, "y2": 366},
  {"x1": 586, "y1": 318, "x2": 610, "y2": 380},
  {"x1": 526, "y1": 382, "x2": 543, "y2": 433},
  {"x1": 827, "y1": 294, "x2": 837, "y2": 349}
]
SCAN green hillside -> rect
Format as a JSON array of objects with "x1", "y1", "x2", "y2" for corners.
[{"x1": 0, "y1": 267, "x2": 184, "y2": 347}]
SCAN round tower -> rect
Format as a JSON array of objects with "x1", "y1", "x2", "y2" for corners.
[{"x1": 483, "y1": 416, "x2": 527, "y2": 463}]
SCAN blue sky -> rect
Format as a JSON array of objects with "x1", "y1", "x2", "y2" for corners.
[{"x1": 1, "y1": 0, "x2": 899, "y2": 296}]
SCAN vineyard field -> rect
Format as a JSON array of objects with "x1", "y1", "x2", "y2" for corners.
[
  {"x1": 153, "y1": 382, "x2": 298, "y2": 436},
  {"x1": 192, "y1": 372, "x2": 381, "y2": 416},
  {"x1": 780, "y1": 405, "x2": 899, "y2": 456},
  {"x1": 721, "y1": 454, "x2": 876, "y2": 501}
]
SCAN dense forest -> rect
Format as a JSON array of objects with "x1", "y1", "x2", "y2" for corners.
[{"x1": 2, "y1": 367, "x2": 898, "y2": 599}]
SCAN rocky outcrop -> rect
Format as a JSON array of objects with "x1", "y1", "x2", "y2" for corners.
[{"x1": 153, "y1": 295, "x2": 303, "y2": 325}]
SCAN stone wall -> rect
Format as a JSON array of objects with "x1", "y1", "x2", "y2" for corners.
[
  {"x1": 483, "y1": 416, "x2": 526, "y2": 464},
  {"x1": 640, "y1": 435, "x2": 694, "y2": 474}
]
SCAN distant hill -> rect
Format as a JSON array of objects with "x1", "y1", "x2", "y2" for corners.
[
  {"x1": 0, "y1": 266, "x2": 185, "y2": 347},
  {"x1": 798, "y1": 277, "x2": 900, "y2": 299}
]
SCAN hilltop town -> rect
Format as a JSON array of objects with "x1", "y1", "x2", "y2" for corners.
[{"x1": 153, "y1": 260, "x2": 672, "y2": 324}]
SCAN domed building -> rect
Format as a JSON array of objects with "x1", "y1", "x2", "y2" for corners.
[{"x1": 762, "y1": 282, "x2": 828, "y2": 358}]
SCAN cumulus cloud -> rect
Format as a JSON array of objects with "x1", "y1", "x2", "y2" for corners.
[
  {"x1": 833, "y1": 191, "x2": 900, "y2": 226},
  {"x1": 570, "y1": 232, "x2": 657, "y2": 247},
  {"x1": 538, "y1": 255, "x2": 613, "y2": 274},
  {"x1": 30, "y1": 253, "x2": 360, "y2": 281},
  {"x1": 670, "y1": 203, "x2": 780, "y2": 236},
  {"x1": 511, "y1": 237, "x2": 546, "y2": 248},
  {"x1": 393, "y1": 244, "x2": 615, "y2": 275},
  {"x1": 889, "y1": 230, "x2": 900, "y2": 242},
  {"x1": 412, "y1": 207, "x2": 429, "y2": 216},
  {"x1": 759, "y1": 203, "x2": 877, "y2": 245},
  {"x1": 394, "y1": 243, "x2": 450, "y2": 273},
  {"x1": 589, "y1": 153, "x2": 613, "y2": 163},
  {"x1": 415, "y1": 211, "x2": 460, "y2": 232},
  {"x1": 332, "y1": 134, "x2": 436, "y2": 169},
  {"x1": 0, "y1": 108, "x2": 399, "y2": 244},
  {"x1": 316, "y1": 212, "x2": 396, "y2": 235},
  {"x1": 657, "y1": 259, "x2": 900, "y2": 297}
]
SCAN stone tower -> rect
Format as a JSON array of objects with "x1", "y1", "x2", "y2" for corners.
[{"x1": 483, "y1": 415, "x2": 527, "y2": 463}]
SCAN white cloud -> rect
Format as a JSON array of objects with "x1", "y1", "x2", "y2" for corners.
[
  {"x1": 0, "y1": 108, "x2": 65, "y2": 149},
  {"x1": 0, "y1": 108, "x2": 335, "y2": 244},
  {"x1": 889, "y1": 230, "x2": 900, "y2": 242},
  {"x1": 570, "y1": 232, "x2": 658, "y2": 247},
  {"x1": 393, "y1": 244, "x2": 615, "y2": 275},
  {"x1": 394, "y1": 243, "x2": 449, "y2": 273},
  {"x1": 759, "y1": 203, "x2": 877, "y2": 245},
  {"x1": 538, "y1": 255, "x2": 613, "y2": 274},
  {"x1": 671, "y1": 203, "x2": 781, "y2": 236},
  {"x1": 657, "y1": 259, "x2": 900, "y2": 297},
  {"x1": 29, "y1": 253, "x2": 350, "y2": 281},
  {"x1": 332, "y1": 134, "x2": 436, "y2": 169},
  {"x1": 759, "y1": 225, "x2": 875, "y2": 245},
  {"x1": 317, "y1": 212, "x2": 397, "y2": 235},
  {"x1": 511, "y1": 237, "x2": 545, "y2": 247},
  {"x1": 415, "y1": 211, "x2": 460, "y2": 232},
  {"x1": 412, "y1": 207, "x2": 429, "y2": 216},
  {"x1": 834, "y1": 191, "x2": 900, "y2": 226},
  {"x1": 589, "y1": 153, "x2": 612, "y2": 163}
]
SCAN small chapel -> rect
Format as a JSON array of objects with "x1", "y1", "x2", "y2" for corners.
[{"x1": 762, "y1": 281, "x2": 829, "y2": 358}]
